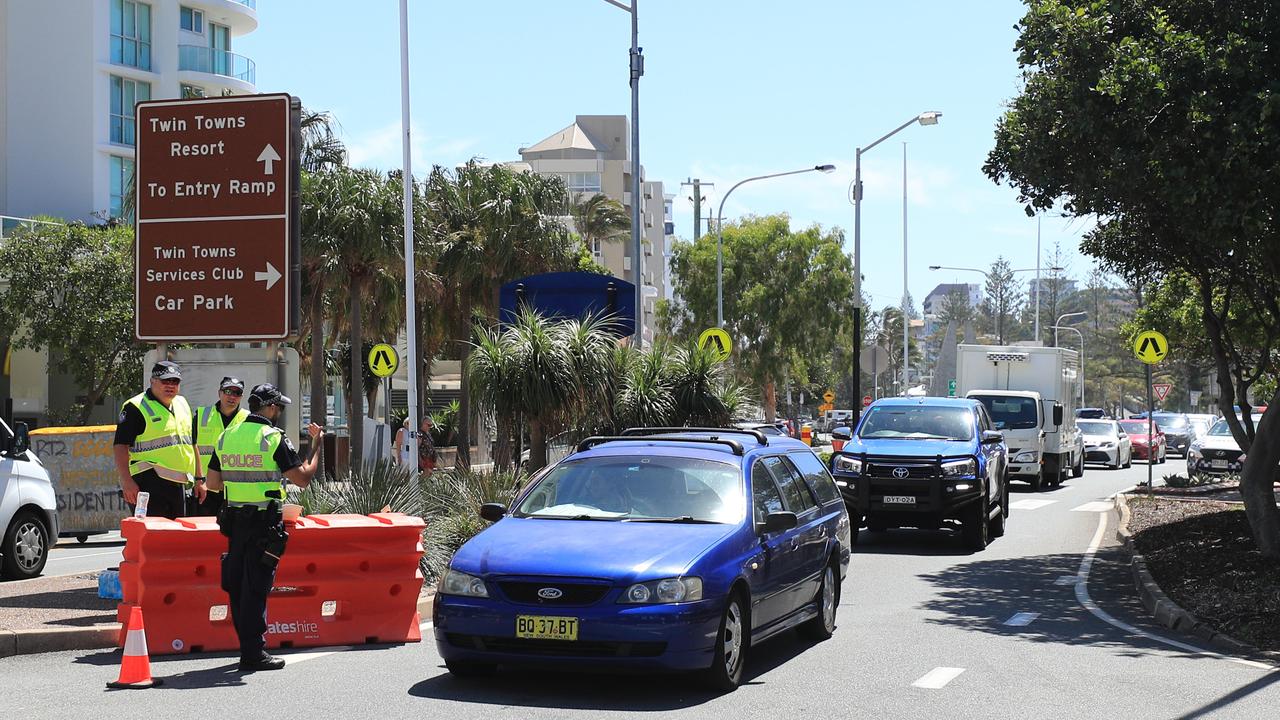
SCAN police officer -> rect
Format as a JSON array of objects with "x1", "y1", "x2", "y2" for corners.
[
  {"x1": 206, "y1": 383, "x2": 323, "y2": 672},
  {"x1": 191, "y1": 377, "x2": 250, "y2": 516},
  {"x1": 112, "y1": 361, "x2": 203, "y2": 519}
]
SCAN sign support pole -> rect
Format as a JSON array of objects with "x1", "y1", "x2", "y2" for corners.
[{"x1": 1152, "y1": 363, "x2": 1162, "y2": 491}]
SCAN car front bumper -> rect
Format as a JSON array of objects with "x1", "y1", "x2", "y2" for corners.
[
  {"x1": 1084, "y1": 446, "x2": 1119, "y2": 464},
  {"x1": 434, "y1": 594, "x2": 722, "y2": 671}
]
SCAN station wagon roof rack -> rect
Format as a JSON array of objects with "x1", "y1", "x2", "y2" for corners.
[
  {"x1": 620, "y1": 426, "x2": 769, "y2": 446},
  {"x1": 577, "y1": 435, "x2": 746, "y2": 456}
]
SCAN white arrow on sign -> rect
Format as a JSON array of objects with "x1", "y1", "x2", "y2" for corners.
[
  {"x1": 256, "y1": 144, "x2": 281, "y2": 175},
  {"x1": 255, "y1": 262, "x2": 282, "y2": 290}
]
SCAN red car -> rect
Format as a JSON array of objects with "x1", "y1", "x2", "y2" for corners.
[{"x1": 1119, "y1": 419, "x2": 1167, "y2": 463}]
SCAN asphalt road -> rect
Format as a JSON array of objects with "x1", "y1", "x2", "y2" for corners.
[
  {"x1": 4, "y1": 460, "x2": 1277, "y2": 719},
  {"x1": 39, "y1": 532, "x2": 126, "y2": 579}
]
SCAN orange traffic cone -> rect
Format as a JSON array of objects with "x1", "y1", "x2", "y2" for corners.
[{"x1": 107, "y1": 606, "x2": 162, "y2": 689}]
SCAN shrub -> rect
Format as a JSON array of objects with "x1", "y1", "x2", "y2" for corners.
[
  {"x1": 419, "y1": 467, "x2": 524, "y2": 581},
  {"x1": 291, "y1": 459, "x2": 423, "y2": 516},
  {"x1": 1162, "y1": 473, "x2": 1191, "y2": 488}
]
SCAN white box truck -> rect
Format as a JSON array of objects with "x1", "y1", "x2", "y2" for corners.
[{"x1": 955, "y1": 344, "x2": 1084, "y2": 490}]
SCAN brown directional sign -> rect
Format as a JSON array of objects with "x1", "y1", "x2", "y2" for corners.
[{"x1": 134, "y1": 94, "x2": 299, "y2": 341}]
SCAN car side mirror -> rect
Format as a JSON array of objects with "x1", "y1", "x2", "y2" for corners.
[
  {"x1": 1053, "y1": 404, "x2": 1064, "y2": 426},
  {"x1": 832, "y1": 427, "x2": 852, "y2": 441},
  {"x1": 981, "y1": 430, "x2": 1004, "y2": 445},
  {"x1": 479, "y1": 503, "x2": 507, "y2": 522},
  {"x1": 759, "y1": 511, "x2": 798, "y2": 535},
  {"x1": 5, "y1": 423, "x2": 29, "y2": 457}
]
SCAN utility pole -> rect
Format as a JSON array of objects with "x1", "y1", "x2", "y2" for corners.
[{"x1": 681, "y1": 178, "x2": 714, "y2": 240}]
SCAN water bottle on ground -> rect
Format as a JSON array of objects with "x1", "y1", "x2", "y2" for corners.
[{"x1": 134, "y1": 491, "x2": 150, "y2": 518}]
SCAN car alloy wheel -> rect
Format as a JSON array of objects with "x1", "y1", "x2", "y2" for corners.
[
  {"x1": 15, "y1": 520, "x2": 44, "y2": 572},
  {"x1": 723, "y1": 600, "x2": 743, "y2": 677},
  {"x1": 2, "y1": 511, "x2": 49, "y2": 580}
]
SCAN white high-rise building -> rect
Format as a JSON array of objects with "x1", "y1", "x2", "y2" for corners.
[
  {"x1": 0, "y1": 0, "x2": 259, "y2": 223},
  {"x1": 0, "y1": 0, "x2": 259, "y2": 427}
]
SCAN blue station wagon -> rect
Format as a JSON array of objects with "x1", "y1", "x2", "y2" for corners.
[{"x1": 433, "y1": 427, "x2": 852, "y2": 691}]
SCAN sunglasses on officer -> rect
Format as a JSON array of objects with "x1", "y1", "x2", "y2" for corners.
[
  {"x1": 221, "y1": 388, "x2": 243, "y2": 396},
  {"x1": 158, "y1": 378, "x2": 181, "y2": 386}
]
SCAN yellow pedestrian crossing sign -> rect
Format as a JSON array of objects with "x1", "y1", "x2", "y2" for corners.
[
  {"x1": 698, "y1": 327, "x2": 733, "y2": 362},
  {"x1": 368, "y1": 343, "x2": 399, "y2": 378},
  {"x1": 1133, "y1": 330, "x2": 1169, "y2": 365},
  {"x1": 823, "y1": 391, "x2": 835, "y2": 403}
]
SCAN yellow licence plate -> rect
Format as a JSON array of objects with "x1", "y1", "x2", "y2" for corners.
[{"x1": 515, "y1": 615, "x2": 579, "y2": 641}]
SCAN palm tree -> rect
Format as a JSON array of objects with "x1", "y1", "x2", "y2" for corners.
[
  {"x1": 309, "y1": 167, "x2": 403, "y2": 467},
  {"x1": 429, "y1": 161, "x2": 579, "y2": 468},
  {"x1": 570, "y1": 193, "x2": 630, "y2": 256},
  {"x1": 468, "y1": 325, "x2": 521, "y2": 471}
]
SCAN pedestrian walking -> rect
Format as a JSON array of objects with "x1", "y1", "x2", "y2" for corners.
[
  {"x1": 191, "y1": 377, "x2": 249, "y2": 516},
  {"x1": 112, "y1": 361, "x2": 202, "y2": 519},
  {"x1": 205, "y1": 383, "x2": 323, "y2": 672},
  {"x1": 394, "y1": 416, "x2": 415, "y2": 470},
  {"x1": 418, "y1": 416, "x2": 437, "y2": 476}
]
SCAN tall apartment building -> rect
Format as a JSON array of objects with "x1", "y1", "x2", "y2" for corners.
[
  {"x1": 0, "y1": 0, "x2": 259, "y2": 427},
  {"x1": 517, "y1": 115, "x2": 671, "y2": 346},
  {"x1": 0, "y1": 0, "x2": 259, "y2": 223}
]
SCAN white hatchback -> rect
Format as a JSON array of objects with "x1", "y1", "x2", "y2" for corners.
[
  {"x1": 1078, "y1": 419, "x2": 1132, "y2": 470},
  {"x1": 0, "y1": 418, "x2": 58, "y2": 579}
]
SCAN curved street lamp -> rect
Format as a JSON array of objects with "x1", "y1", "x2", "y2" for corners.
[
  {"x1": 715, "y1": 164, "x2": 836, "y2": 327},
  {"x1": 852, "y1": 112, "x2": 941, "y2": 420}
]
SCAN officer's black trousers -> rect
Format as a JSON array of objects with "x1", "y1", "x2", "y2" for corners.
[{"x1": 220, "y1": 508, "x2": 280, "y2": 661}]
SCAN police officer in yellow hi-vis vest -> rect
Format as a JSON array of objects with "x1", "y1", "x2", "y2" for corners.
[
  {"x1": 112, "y1": 361, "x2": 203, "y2": 519},
  {"x1": 191, "y1": 376, "x2": 250, "y2": 517},
  {"x1": 206, "y1": 383, "x2": 323, "y2": 672}
]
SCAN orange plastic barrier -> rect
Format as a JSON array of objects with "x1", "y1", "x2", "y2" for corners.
[
  {"x1": 116, "y1": 513, "x2": 425, "y2": 656},
  {"x1": 801, "y1": 426, "x2": 813, "y2": 447},
  {"x1": 832, "y1": 438, "x2": 845, "y2": 452}
]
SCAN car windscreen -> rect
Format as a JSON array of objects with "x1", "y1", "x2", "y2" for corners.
[
  {"x1": 858, "y1": 406, "x2": 974, "y2": 441},
  {"x1": 512, "y1": 455, "x2": 745, "y2": 523},
  {"x1": 1077, "y1": 420, "x2": 1116, "y2": 437},
  {"x1": 1152, "y1": 413, "x2": 1188, "y2": 428},
  {"x1": 1120, "y1": 420, "x2": 1153, "y2": 434},
  {"x1": 970, "y1": 395, "x2": 1039, "y2": 430}
]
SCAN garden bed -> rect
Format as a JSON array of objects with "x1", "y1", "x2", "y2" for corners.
[{"x1": 1127, "y1": 497, "x2": 1280, "y2": 652}]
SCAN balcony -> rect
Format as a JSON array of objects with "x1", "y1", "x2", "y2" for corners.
[
  {"x1": 230, "y1": 0, "x2": 256, "y2": 8},
  {"x1": 178, "y1": 45, "x2": 255, "y2": 85}
]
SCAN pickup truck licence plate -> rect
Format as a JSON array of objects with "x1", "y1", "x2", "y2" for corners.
[{"x1": 883, "y1": 495, "x2": 916, "y2": 505}]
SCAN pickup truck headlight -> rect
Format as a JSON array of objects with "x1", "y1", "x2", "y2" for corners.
[
  {"x1": 619, "y1": 577, "x2": 703, "y2": 604},
  {"x1": 941, "y1": 458, "x2": 977, "y2": 477},
  {"x1": 833, "y1": 455, "x2": 863, "y2": 475},
  {"x1": 1012, "y1": 451, "x2": 1038, "y2": 463},
  {"x1": 440, "y1": 568, "x2": 489, "y2": 598}
]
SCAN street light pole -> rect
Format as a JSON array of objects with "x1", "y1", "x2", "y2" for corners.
[
  {"x1": 603, "y1": 0, "x2": 643, "y2": 345},
  {"x1": 1034, "y1": 215, "x2": 1041, "y2": 343},
  {"x1": 398, "y1": 0, "x2": 419, "y2": 467},
  {"x1": 852, "y1": 111, "x2": 941, "y2": 422},
  {"x1": 902, "y1": 142, "x2": 909, "y2": 393},
  {"x1": 715, "y1": 165, "x2": 836, "y2": 327}
]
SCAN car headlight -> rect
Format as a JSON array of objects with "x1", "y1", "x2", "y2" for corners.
[
  {"x1": 1188, "y1": 448, "x2": 1202, "y2": 460},
  {"x1": 1100, "y1": 441, "x2": 1115, "y2": 448},
  {"x1": 941, "y1": 458, "x2": 977, "y2": 477},
  {"x1": 618, "y1": 577, "x2": 703, "y2": 604},
  {"x1": 1013, "y1": 451, "x2": 1038, "y2": 463},
  {"x1": 834, "y1": 455, "x2": 863, "y2": 475},
  {"x1": 439, "y1": 568, "x2": 489, "y2": 598}
]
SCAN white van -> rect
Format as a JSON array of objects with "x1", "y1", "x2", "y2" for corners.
[{"x1": 0, "y1": 418, "x2": 58, "y2": 579}]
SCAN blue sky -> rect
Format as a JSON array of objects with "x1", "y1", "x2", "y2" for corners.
[{"x1": 238, "y1": 0, "x2": 1095, "y2": 313}]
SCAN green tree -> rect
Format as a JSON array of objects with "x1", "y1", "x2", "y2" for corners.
[
  {"x1": 979, "y1": 257, "x2": 1021, "y2": 344},
  {"x1": 667, "y1": 215, "x2": 853, "y2": 419},
  {"x1": 985, "y1": 0, "x2": 1280, "y2": 556},
  {"x1": 571, "y1": 193, "x2": 630, "y2": 255},
  {"x1": 428, "y1": 161, "x2": 578, "y2": 468},
  {"x1": 306, "y1": 167, "x2": 403, "y2": 467},
  {"x1": 0, "y1": 222, "x2": 143, "y2": 423}
]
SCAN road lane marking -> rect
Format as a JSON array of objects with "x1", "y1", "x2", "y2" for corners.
[
  {"x1": 1070, "y1": 502, "x2": 1114, "y2": 512},
  {"x1": 418, "y1": 621, "x2": 434, "y2": 631},
  {"x1": 912, "y1": 667, "x2": 965, "y2": 689},
  {"x1": 48, "y1": 549, "x2": 124, "y2": 561},
  {"x1": 1003, "y1": 612, "x2": 1039, "y2": 627},
  {"x1": 284, "y1": 646, "x2": 356, "y2": 665},
  {"x1": 1009, "y1": 499, "x2": 1056, "y2": 510},
  {"x1": 1075, "y1": 511, "x2": 1273, "y2": 670}
]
